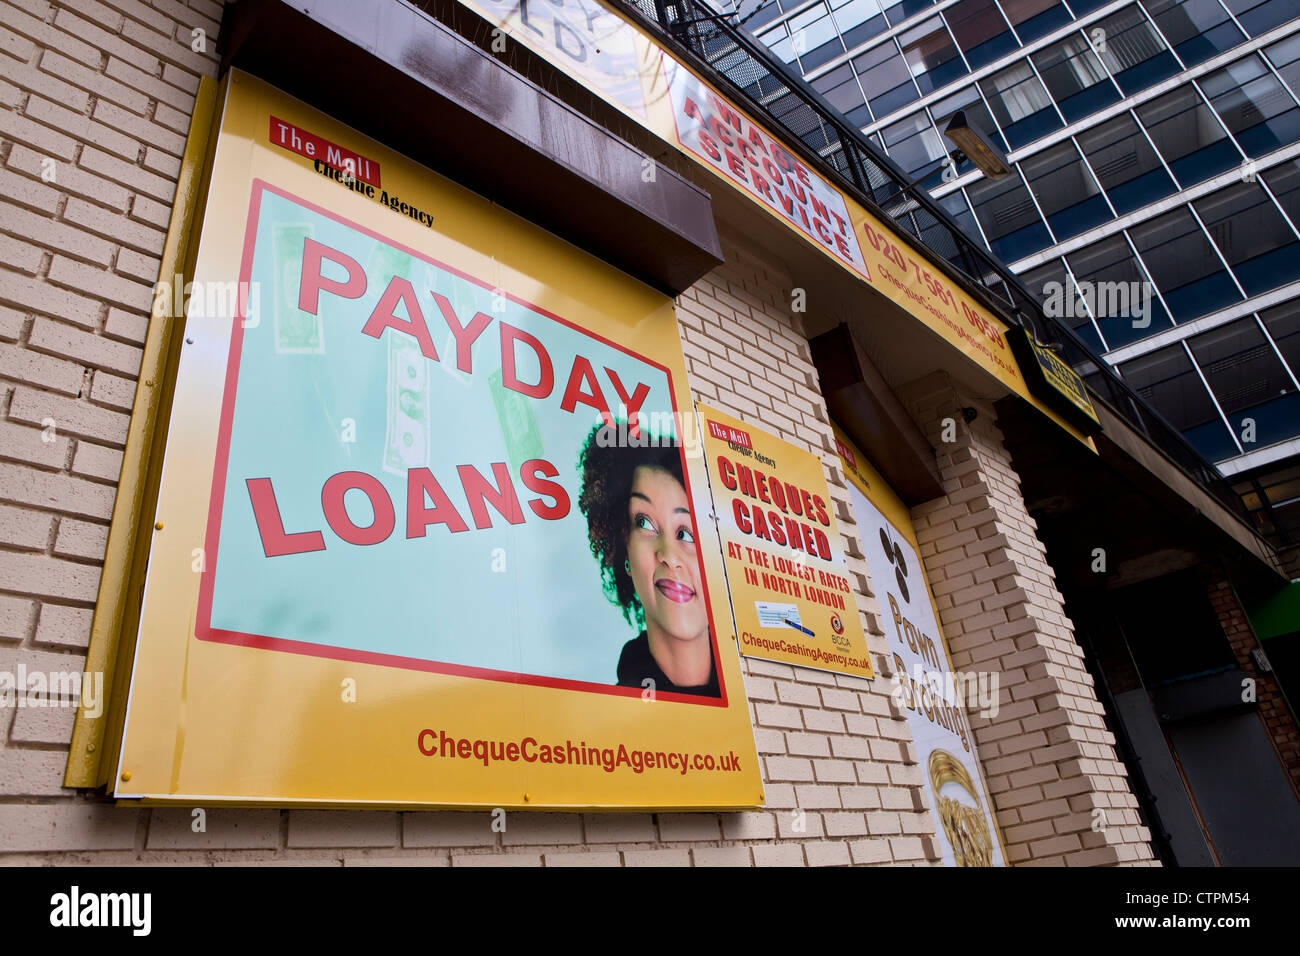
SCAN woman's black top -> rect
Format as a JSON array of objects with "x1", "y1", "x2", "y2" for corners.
[{"x1": 616, "y1": 631, "x2": 720, "y2": 698}]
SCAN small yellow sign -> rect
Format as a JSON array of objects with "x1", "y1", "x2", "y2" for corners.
[{"x1": 698, "y1": 405, "x2": 873, "y2": 678}]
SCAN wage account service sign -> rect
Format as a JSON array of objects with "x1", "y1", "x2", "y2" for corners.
[{"x1": 113, "y1": 71, "x2": 761, "y2": 810}]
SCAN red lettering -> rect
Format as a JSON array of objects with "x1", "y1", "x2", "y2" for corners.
[
  {"x1": 500, "y1": 322, "x2": 554, "y2": 399},
  {"x1": 246, "y1": 477, "x2": 325, "y2": 557},
  {"x1": 406, "y1": 467, "x2": 470, "y2": 536},
  {"x1": 322, "y1": 471, "x2": 396, "y2": 546},
  {"x1": 431, "y1": 292, "x2": 492, "y2": 373},
  {"x1": 298, "y1": 239, "x2": 366, "y2": 315},
  {"x1": 458, "y1": 462, "x2": 526, "y2": 529},
  {"x1": 361, "y1": 277, "x2": 439, "y2": 361},
  {"x1": 520, "y1": 458, "x2": 570, "y2": 520}
]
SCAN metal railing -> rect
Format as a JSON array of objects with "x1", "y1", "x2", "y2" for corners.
[{"x1": 614, "y1": 0, "x2": 1252, "y2": 523}]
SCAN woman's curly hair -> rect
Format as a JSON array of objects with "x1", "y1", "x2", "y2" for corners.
[{"x1": 577, "y1": 421, "x2": 686, "y2": 628}]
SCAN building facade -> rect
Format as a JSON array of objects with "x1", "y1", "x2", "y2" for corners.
[{"x1": 0, "y1": 0, "x2": 1295, "y2": 865}]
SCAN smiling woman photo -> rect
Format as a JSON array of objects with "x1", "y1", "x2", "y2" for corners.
[{"x1": 577, "y1": 422, "x2": 720, "y2": 698}]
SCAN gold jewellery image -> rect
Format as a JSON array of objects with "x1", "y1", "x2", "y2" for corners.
[{"x1": 929, "y1": 749, "x2": 995, "y2": 867}]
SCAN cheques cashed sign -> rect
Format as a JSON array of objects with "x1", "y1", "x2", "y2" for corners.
[
  {"x1": 698, "y1": 406, "x2": 872, "y2": 678},
  {"x1": 112, "y1": 71, "x2": 761, "y2": 810}
]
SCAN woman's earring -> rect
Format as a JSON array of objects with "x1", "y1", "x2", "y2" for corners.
[{"x1": 624, "y1": 559, "x2": 631, "y2": 573}]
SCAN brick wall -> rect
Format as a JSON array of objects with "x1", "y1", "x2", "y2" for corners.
[
  {"x1": 0, "y1": 0, "x2": 1156, "y2": 866},
  {"x1": 0, "y1": 0, "x2": 221, "y2": 835},
  {"x1": 898, "y1": 372, "x2": 1157, "y2": 866},
  {"x1": 1205, "y1": 564, "x2": 1300, "y2": 796}
]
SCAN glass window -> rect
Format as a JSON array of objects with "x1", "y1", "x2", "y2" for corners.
[
  {"x1": 832, "y1": 0, "x2": 889, "y2": 49},
  {"x1": 883, "y1": 0, "x2": 938, "y2": 26},
  {"x1": 882, "y1": 111, "x2": 948, "y2": 182},
  {"x1": 1120, "y1": 345, "x2": 1239, "y2": 460},
  {"x1": 813, "y1": 63, "x2": 869, "y2": 123},
  {"x1": 999, "y1": 0, "x2": 1073, "y2": 43},
  {"x1": 1194, "y1": 182, "x2": 1300, "y2": 295},
  {"x1": 898, "y1": 18, "x2": 968, "y2": 94},
  {"x1": 967, "y1": 169, "x2": 1052, "y2": 261},
  {"x1": 936, "y1": 189, "x2": 984, "y2": 245},
  {"x1": 789, "y1": 5, "x2": 846, "y2": 71},
  {"x1": 1263, "y1": 157, "x2": 1300, "y2": 234},
  {"x1": 1066, "y1": 234, "x2": 1172, "y2": 349},
  {"x1": 740, "y1": 0, "x2": 785, "y2": 30},
  {"x1": 980, "y1": 61, "x2": 1062, "y2": 148},
  {"x1": 944, "y1": 0, "x2": 1017, "y2": 69},
  {"x1": 1022, "y1": 141, "x2": 1113, "y2": 239},
  {"x1": 1189, "y1": 318, "x2": 1300, "y2": 450},
  {"x1": 1265, "y1": 34, "x2": 1300, "y2": 93},
  {"x1": 1260, "y1": 301, "x2": 1300, "y2": 372},
  {"x1": 1092, "y1": 6, "x2": 1181, "y2": 96},
  {"x1": 1222, "y1": 0, "x2": 1300, "y2": 37},
  {"x1": 1141, "y1": 0, "x2": 1246, "y2": 67},
  {"x1": 1077, "y1": 114, "x2": 1177, "y2": 214},
  {"x1": 1201, "y1": 56, "x2": 1300, "y2": 157},
  {"x1": 1137, "y1": 86, "x2": 1238, "y2": 186},
  {"x1": 931, "y1": 85, "x2": 1007, "y2": 174},
  {"x1": 1032, "y1": 33, "x2": 1122, "y2": 123},
  {"x1": 1131, "y1": 208, "x2": 1242, "y2": 320},
  {"x1": 854, "y1": 42, "x2": 919, "y2": 119},
  {"x1": 759, "y1": 24, "x2": 800, "y2": 63},
  {"x1": 1022, "y1": 257, "x2": 1107, "y2": 352}
]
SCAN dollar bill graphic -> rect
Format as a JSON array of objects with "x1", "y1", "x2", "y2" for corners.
[
  {"x1": 489, "y1": 366, "x2": 544, "y2": 477},
  {"x1": 273, "y1": 223, "x2": 323, "y2": 354},
  {"x1": 384, "y1": 332, "x2": 430, "y2": 477}
]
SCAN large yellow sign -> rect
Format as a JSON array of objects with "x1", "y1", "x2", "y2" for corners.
[
  {"x1": 455, "y1": 0, "x2": 1091, "y2": 446},
  {"x1": 110, "y1": 71, "x2": 761, "y2": 809},
  {"x1": 698, "y1": 405, "x2": 873, "y2": 678}
]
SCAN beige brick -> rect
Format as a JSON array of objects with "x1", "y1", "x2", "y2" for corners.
[
  {"x1": 51, "y1": 8, "x2": 161, "y2": 78},
  {"x1": 129, "y1": 192, "x2": 171, "y2": 228},
  {"x1": 0, "y1": 304, "x2": 25, "y2": 341},
  {"x1": 623, "y1": 848, "x2": 691, "y2": 866},
  {"x1": 451, "y1": 852, "x2": 541, "y2": 867},
  {"x1": 63, "y1": 197, "x2": 167, "y2": 255},
  {"x1": 121, "y1": 20, "x2": 215, "y2": 75},
  {"x1": 161, "y1": 62, "x2": 199, "y2": 93},
  {"x1": 0, "y1": 3, "x2": 99, "y2": 66},
  {"x1": 0, "y1": 501, "x2": 54, "y2": 550},
  {"x1": 0, "y1": 459, "x2": 117, "y2": 524},
  {"x1": 53, "y1": 516, "x2": 108, "y2": 560},
  {"x1": 543, "y1": 851, "x2": 621, "y2": 866},
  {"x1": 28, "y1": 318, "x2": 143, "y2": 377},
  {"x1": 0, "y1": 232, "x2": 41, "y2": 273},
  {"x1": 147, "y1": 808, "x2": 280, "y2": 849},
  {"x1": 92, "y1": 99, "x2": 185, "y2": 157},
  {"x1": 9, "y1": 385, "x2": 131, "y2": 447},
  {"x1": 720, "y1": 811, "x2": 776, "y2": 840},
  {"x1": 402, "y1": 811, "x2": 496, "y2": 848},
  {"x1": 0, "y1": 750, "x2": 74, "y2": 796},
  {"x1": 71, "y1": 439, "x2": 123, "y2": 483},
  {"x1": 24, "y1": 94, "x2": 140, "y2": 161},
  {"x1": 0, "y1": 108, "x2": 77, "y2": 160},
  {"x1": 0, "y1": 593, "x2": 36, "y2": 640},
  {"x1": 0, "y1": 803, "x2": 138, "y2": 852},
  {"x1": 804, "y1": 839, "x2": 852, "y2": 866},
  {"x1": 752, "y1": 843, "x2": 805, "y2": 866},
  {"x1": 38, "y1": 46, "x2": 148, "y2": 113},
  {"x1": 142, "y1": 145, "x2": 182, "y2": 177},
  {"x1": 103, "y1": 307, "x2": 149, "y2": 344},
  {"x1": 657, "y1": 813, "x2": 721, "y2": 842},
  {"x1": 115, "y1": 248, "x2": 161, "y2": 285},
  {"x1": 9, "y1": 701, "x2": 77, "y2": 743},
  {"x1": 499, "y1": 813, "x2": 582, "y2": 846},
  {"x1": 79, "y1": 146, "x2": 175, "y2": 203},
  {"x1": 0, "y1": 166, "x2": 62, "y2": 215},
  {"x1": 47, "y1": 256, "x2": 153, "y2": 313},
  {"x1": 89, "y1": 369, "x2": 136, "y2": 410},
  {"x1": 105, "y1": 55, "x2": 194, "y2": 112},
  {"x1": 0, "y1": 200, "x2": 114, "y2": 265},
  {"x1": 287, "y1": 811, "x2": 398, "y2": 848},
  {"x1": 0, "y1": 551, "x2": 100, "y2": 601},
  {"x1": 691, "y1": 845, "x2": 751, "y2": 866},
  {"x1": 344, "y1": 853, "x2": 450, "y2": 866},
  {"x1": 581, "y1": 812, "x2": 656, "y2": 844},
  {"x1": 0, "y1": 268, "x2": 102, "y2": 327},
  {"x1": 0, "y1": 341, "x2": 85, "y2": 393},
  {"x1": 6, "y1": 144, "x2": 130, "y2": 211}
]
